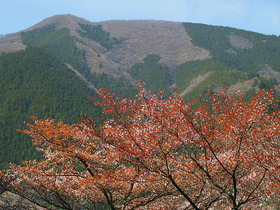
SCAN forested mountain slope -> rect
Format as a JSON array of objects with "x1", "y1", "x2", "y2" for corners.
[
  {"x1": 173, "y1": 23, "x2": 280, "y2": 102},
  {"x1": 1, "y1": 14, "x2": 280, "y2": 168},
  {"x1": 0, "y1": 47, "x2": 100, "y2": 169}
]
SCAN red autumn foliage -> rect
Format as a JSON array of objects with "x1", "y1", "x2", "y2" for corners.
[{"x1": 2, "y1": 84, "x2": 280, "y2": 209}]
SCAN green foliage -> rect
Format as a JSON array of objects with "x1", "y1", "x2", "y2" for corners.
[
  {"x1": 129, "y1": 54, "x2": 171, "y2": 97},
  {"x1": 183, "y1": 22, "x2": 280, "y2": 73},
  {"x1": 89, "y1": 73, "x2": 138, "y2": 99},
  {"x1": 182, "y1": 69, "x2": 249, "y2": 102},
  {"x1": 21, "y1": 25, "x2": 90, "y2": 77},
  {"x1": 173, "y1": 58, "x2": 250, "y2": 102},
  {"x1": 20, "y1": 24, "x2": 57, "y2": 46},
  {"x1": 174, "y1": 59, "x2": 219, "y2": 93},
  {"x1": 0, "y1": 47, "x2": 101, "y2": 169},
  {"x1": 257, "y1": 77, "x2": 274, "y2": 89},
  {"x1": 78, "y1": 24, "x2": 124, "y2": 50},
  {"x1": 20, "y1": 24, "x2": 133, "y2": 100}
]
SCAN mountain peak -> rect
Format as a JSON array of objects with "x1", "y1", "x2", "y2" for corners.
[{"x1": 25, "y1": 14, "x2": 91, "y2": 32}]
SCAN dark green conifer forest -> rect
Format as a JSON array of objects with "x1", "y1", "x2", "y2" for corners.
[{"x1": 0, "y1": 46, "x2": 101, "y2": 169}]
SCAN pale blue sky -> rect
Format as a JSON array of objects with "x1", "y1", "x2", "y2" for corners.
[{"x1": 1, "y1": 0, "x2": 280, "y2": 35}]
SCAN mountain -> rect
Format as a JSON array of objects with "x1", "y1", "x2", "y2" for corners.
[{"x1": 1, "y1": 14, "x2": 280, "y2": 168}]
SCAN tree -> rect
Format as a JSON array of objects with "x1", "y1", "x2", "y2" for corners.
[{"x1": 2, "y1": 84, "x2": 280, "y2": 209}]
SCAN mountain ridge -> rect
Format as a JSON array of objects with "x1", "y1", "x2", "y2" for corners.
[
  {"x1": 0, "y1": 14, "x2": 211, "y2": 71},
  {"x1": 1, "y1": 14, "x2": 280, "y2": 99}
]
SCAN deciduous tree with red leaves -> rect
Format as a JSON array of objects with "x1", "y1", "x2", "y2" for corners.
[{"x1": 2, "y1": 84, "x2": 280, "y2": 209}]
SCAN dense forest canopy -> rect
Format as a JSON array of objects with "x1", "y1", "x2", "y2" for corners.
[
  {"x1": 130, "y1": 54, "x2": 172, "y2": 97},
  {"x1": 183, "y1": 22, "x2": 280, "y2": 73},
  {"x1": 0, "y1": 47, "x2": 100, "y2": 169},
  {"x1": 21, "y1": 24, "x2": 90, "y2": 77}
]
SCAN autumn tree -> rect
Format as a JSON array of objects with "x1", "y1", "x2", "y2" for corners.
[
  {"x1": 2, "y1": 84, "x2": 280, "y2": 209},
  {"x1": 2, "y1": 119, "x2": 175, "y2": 209}
]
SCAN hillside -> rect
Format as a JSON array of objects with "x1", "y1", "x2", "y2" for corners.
[
  {"x1": 1, "y1": 14, "x2": 280, "y2": 168},
  {"x1": 0, "y1": 46, "x2": 101, "y2": 169},
  {"x1": 1, "y1": 15, "x2": 279, "y2": 98}
]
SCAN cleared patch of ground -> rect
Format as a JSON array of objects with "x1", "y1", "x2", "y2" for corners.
[
  {"x1": 225, "y1": 79, "x2": 256, "y2": 95},
  {"x1": 228, "y1": 32, "x2": 253, "y2": 49},
  {"x1": 65, "y1": 63, "x2": 98, "y2": 92},
  {"x1": 258, "y1": 64, "x2": 280, "y2": 94},
  {"x1": 179, "y1": 71, "x2": 214, "y2": 97},
  {"x1": 100, "y1": 20, "x2": 211, "y2": 70},
  {"x1": 0, "y1": 33, "x2": 26, "y2": 53}
]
